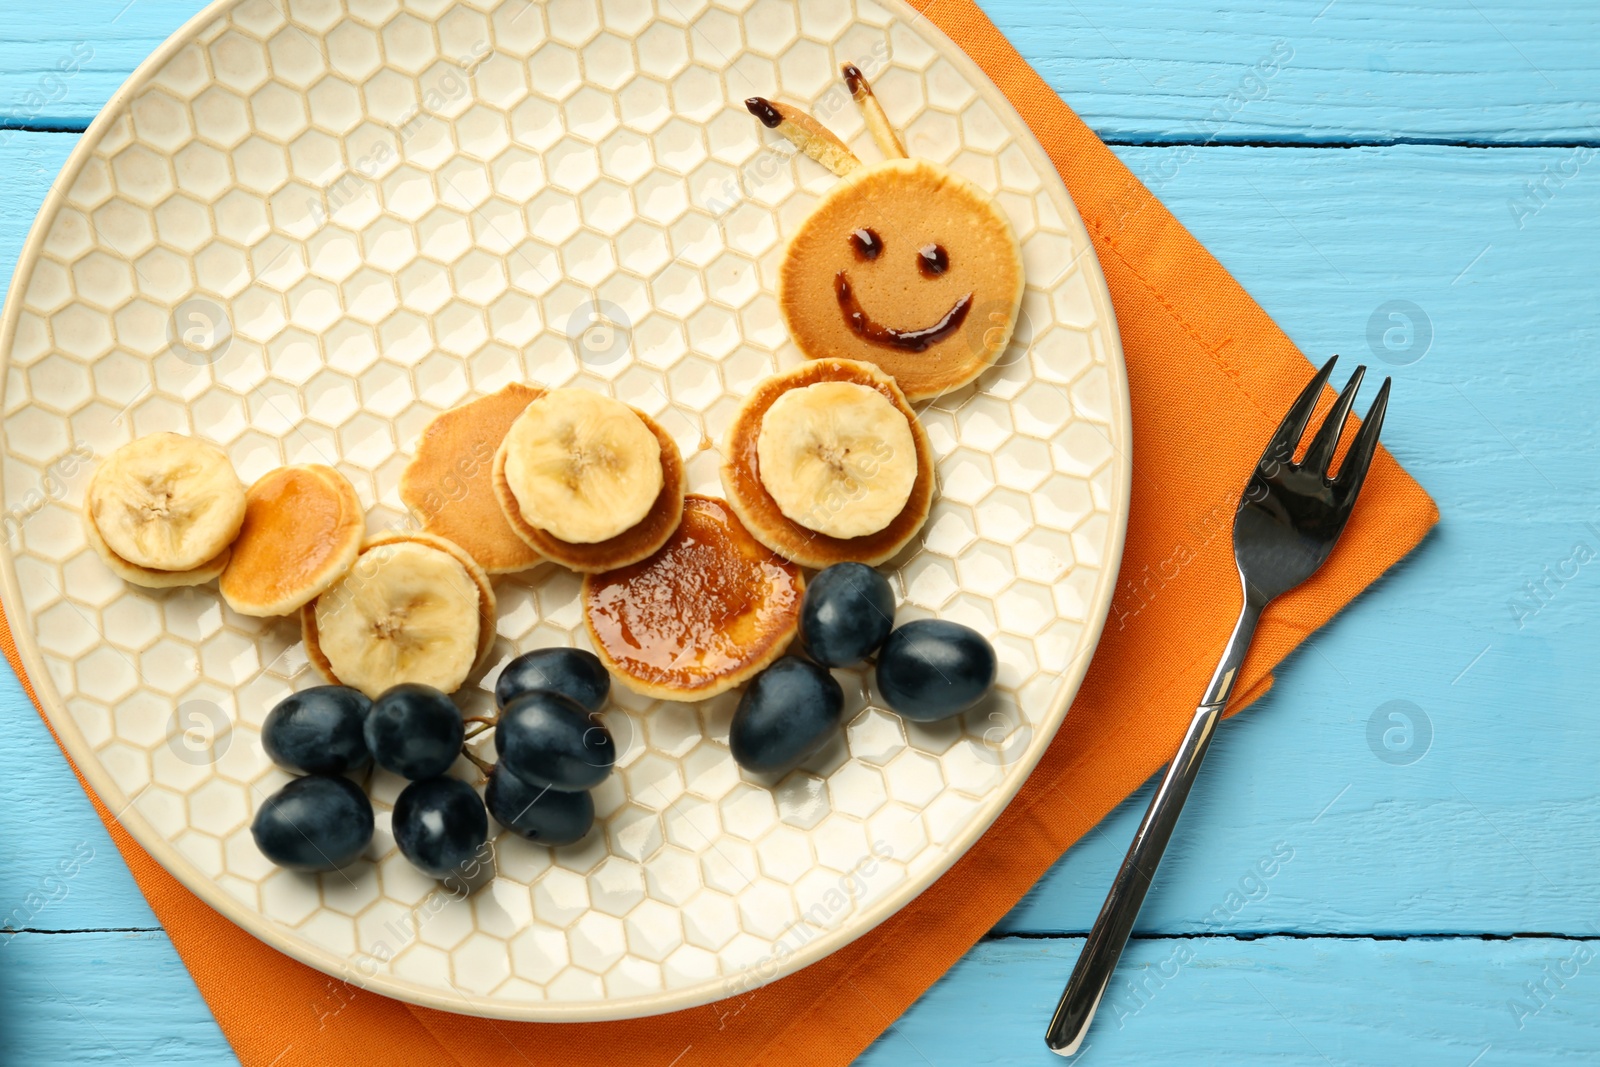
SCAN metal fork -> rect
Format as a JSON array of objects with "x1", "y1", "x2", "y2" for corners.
[{"x1": 1044, "y1": 355, "x2": 1391, "y2": 1056}]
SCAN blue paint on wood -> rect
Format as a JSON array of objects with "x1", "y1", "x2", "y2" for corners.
[
  {"x1": 2, "y1": 931, "x2": 234, "y2": 1064},
  {"x1": 2, "y1": 1, "x2": 1599, "y2": 142},
  {"x1": 1, "y1": 0, "x2": 1598, "y2": 1062},
  {"x1": 858, "y1": 937, "x2": 1600, "y2": 1065}
]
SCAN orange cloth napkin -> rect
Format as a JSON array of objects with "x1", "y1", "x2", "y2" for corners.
[{"x1": 3, "y1": 2, "x2": 1438, "y2": 1064}]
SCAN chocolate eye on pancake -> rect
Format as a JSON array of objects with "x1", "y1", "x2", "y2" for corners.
[
  {"x1": 849, "y1": 227, "x2": 882, "y2": 259},
  {"x1": 747, "y1": 65, "x2": 1025, "y2": 401}
]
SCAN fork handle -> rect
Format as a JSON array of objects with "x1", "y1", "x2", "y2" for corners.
[{"x1": 1045, "y1": 601, "x2": 1262, "y2": 1056}]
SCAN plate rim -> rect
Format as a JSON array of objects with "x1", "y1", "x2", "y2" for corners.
[{"x1": 0, "y1": 0, "x2": 1132, "y2": 1022}]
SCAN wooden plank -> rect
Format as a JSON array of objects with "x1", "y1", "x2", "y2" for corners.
[
  {"x1": 0, "y1": 3, "x2": 194, "y2": 128},
  {"x1": 1003, "y1": 139, "x2": 1600, "y2": 936},
  {"x1": 988, "y1": 0, "x2": 1600, "y2": 144},
  {"x1": 0, "y1": 1, "x2": 1597, "y2": 142},
  {"x1": 859, "y1": 936, "x2": 1600, "y2": 1065},
  {"x1": 7, "y1": 931, "x2": 1599, "y2": 1065},
  {"x1": 0, "y1": 131, "x2": 76, "y2": 295},
  {"x1": 2, "y1": 930, "x2": 235, "y2": 1065}
]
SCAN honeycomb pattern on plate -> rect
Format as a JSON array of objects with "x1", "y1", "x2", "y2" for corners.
[{"x1": 0, "y1": 0, "x2": 1128, "y2": 1020}]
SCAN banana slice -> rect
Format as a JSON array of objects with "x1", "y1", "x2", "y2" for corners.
[
  {"x1": 87, "y1": 433, "x2": 246, "y2": 572},
  {"x1": 842, "y1": 63, "x2": 907, "y2": 160},
  {"x1": 83, "y1": 507, "x2": 230, "y2": 588},
  {"x1": 499, "y1": 388, "x2": 663, "y2": 545},
  {"x1": 305, "y1": 533, "x2": 491, "y2": 698},
  {"x1": 744, "y1": 97, "x2": 861, "y2": 177},
  {"x1": 755, "y1": 380, "x2": 918, "y2": 539}
]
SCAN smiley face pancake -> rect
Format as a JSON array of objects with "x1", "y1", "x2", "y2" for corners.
[{"x1": 778, "y1": 157, "x2": 1024, "y2": 402}]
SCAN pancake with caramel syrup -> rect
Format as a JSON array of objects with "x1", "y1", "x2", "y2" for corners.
[
  {"x1": 583, "y1": 495, "x2": 803, "y2": 702},
  {"x1": 300, "y1": 529, "x2": 497, "y2": 694},
  {"x1": 492, "y1": 407, "x2": 686, "y2": 574},
  {"x1": 219, "y1": 464, "x2": 363, "y2": 616},
  {"x1": 399, "y1": 382, "x2": 544, "y2": 575},
  {"x1": 721, "y1": 359, "x2": 934, "y2": 569},
  {"x1": 778, "y1": 158, "x2": 1024, "y2": 401}
]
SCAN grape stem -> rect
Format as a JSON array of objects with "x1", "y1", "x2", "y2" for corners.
[
  {"x1": 461, "y1": 748, "x2": 494, "y2": 779},
  {"x1": 461, "y1": 715, "x2": 499, "y2": 780}
]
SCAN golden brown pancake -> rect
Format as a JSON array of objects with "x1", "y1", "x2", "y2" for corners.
[
  {"x1": 721, "y1": 359, "x2": 934, "y2": 569},
  {"x1": 777, "y1": 158, "x2": 1024, "y2": 401},
  {"x1": 491, "y1": 407, "x2": 686, "y2": 574},
  {"x1": 83, "y1": 509, "x2": 229, "y2": 588},
  {"x1": 219, "y1": 465, "x2": 363, "y2": 616},
  {"x1": 399, "y1": 382, "x2": 544, "y2": 575},
  {"x1": 583, "y1": 495, "x2": 803, "y2": 702},
  {"x1": 300, "y1": 529, "x2": 497, "y2": 693}
]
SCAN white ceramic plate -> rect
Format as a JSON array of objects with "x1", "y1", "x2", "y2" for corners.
[{"x1": 0, "y1": 0, "x2": 1129, "y2": 1021}]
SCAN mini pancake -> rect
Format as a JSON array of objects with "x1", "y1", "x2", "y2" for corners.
[
  {"x1": 491, "y1": 407, "x2": 686, "y2": 574},
  {"x1": 583, "y1": 495, "x2": 803, "y2": 702},
  {"x1": 83, "y1": 509, "x2": 229, "y2": 588},
  {"x1": 721, "y1": 359, "x2": 934, "y2": 569},
  {"x1": 300, "y1": 530, "x2": 497, "y2": 693},
  {"x1": 777, "y1": 157, "x2": 1025, "y2": 401},
  {"x1": 219, "y1": 465, "x2": 363, "y2": 616},
  {"x1": 399, "y1": 382, "x2": 544, "y2": 575}
]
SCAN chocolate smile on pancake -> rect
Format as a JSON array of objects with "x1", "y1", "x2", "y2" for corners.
[
  {"x1": 748, "y1": 66, "x2": 1025, "y2": 401},
  {"x1": 834, "y1": 269, "x2": 972, "y2": 353}
]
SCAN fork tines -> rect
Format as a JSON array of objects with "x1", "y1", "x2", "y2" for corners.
[{"x1": 1261, "y1": 355, "x2": 1391, "y2": 495}]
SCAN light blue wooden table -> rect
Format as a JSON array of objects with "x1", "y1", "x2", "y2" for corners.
[{"x1": 4, "y1": 1, "x2": 1598, "y2": 1063}]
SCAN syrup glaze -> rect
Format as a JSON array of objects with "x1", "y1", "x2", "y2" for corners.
[
  {"x1": 585, "y1": 496, "x2": 801, "y2": 692},
  {"x1": 226, "y1": 467, "x2": 352, "y2": 602}
]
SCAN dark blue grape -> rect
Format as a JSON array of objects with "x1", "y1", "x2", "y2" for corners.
[
  {"x1": 729, "y1": 656, "x2": 844, "y2": 774},
  {"x1": 875, "y1": 619, "x2": 997, "y2": 722},
  {"x1": 251, "y1": 774, "x2": 373, "y2": 872},
  {"x1": 364, "y1": 684, "x2": 464, "y2": 780},
  {"x1": 485, "y1": 766, "x2": 594, "y2": 846},
  {"x1": 800, "y1": 562, "x2": 896, "y2": 668},
  {"x1": 261, "y1": 686, "x2": 371, "y2": 774},
  {"x1": 495, "y1": 647, "x2": 610, "y2": 713},
  {"x1": 392, "y1": 776, "x2": 488, "y2": 879},
  {"x1": 494, "y1": 691, "x2": 614, "y2": 792}
]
